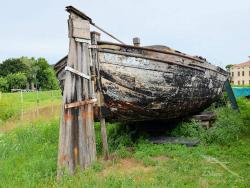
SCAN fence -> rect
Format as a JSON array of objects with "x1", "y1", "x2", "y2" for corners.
[{"x1": 0, "y1": 90, "x2": 62, "y2": 124}]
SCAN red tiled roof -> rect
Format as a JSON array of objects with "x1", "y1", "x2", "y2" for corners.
[{"x1": 233, "y1": 60, "x2": 250, "y2": 67}]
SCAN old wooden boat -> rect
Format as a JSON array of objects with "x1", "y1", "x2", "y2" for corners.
[
  {"x1": 55, "y1": 41, "x2": 228, "y2": 122},
  {"x1": 54, "y1": 8, "x2": 228, "y2": 122}
]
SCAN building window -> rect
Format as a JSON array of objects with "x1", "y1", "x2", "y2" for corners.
[
  {"x1": 242, "y1": 80, "x2": 245, "y2": 85},
  {"x1": 238, "y1": 81, "x2": 240, "y2": 85},
  {"x1": 242, "y1": 71, "x2": 244, "y2": 76},
  {"x1": 232, "y1": 72, "x2": 234, "y2": 77},
  {"x1": 238, "y1": 71, "x2": 240, "y2": 76},
  {"x1": 231, "y1": 81, "x2": 234, "y2": 84}
]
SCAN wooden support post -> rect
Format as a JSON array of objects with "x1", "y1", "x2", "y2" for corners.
[
  {"x1": 91, "y1": 31, "x2": 109, "y2": 160},
  {"x1": 100, "y1": 109, "x2": 109, "y2": 160},
  {"x1": 57, "y1": 9, "x2": 96, "y2": 178},
  {"x1": 20, "y1": 90, "x2": 23, "y2": 120}
]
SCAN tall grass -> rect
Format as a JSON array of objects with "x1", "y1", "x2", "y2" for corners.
[
  {"x1": 0, "y1": 98, "x2": 249, "y2": 187},
  {"x1": 0, "y1": 118, "x2": 59, "y2": 187},
  {"x1": 171, "y1": 98, "x2": 250, "y2": 145}
]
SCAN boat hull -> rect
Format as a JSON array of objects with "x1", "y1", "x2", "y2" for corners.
[
  {"x1": 99, "y1": 49, "x2": 227, "y2": 121},
  {"x1": 54, "y1": 42, "x2": 228, "y2": 122}
]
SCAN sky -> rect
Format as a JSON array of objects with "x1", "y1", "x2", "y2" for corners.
[{"x1": 0, "y1": 0, "x2": 250, "y2": 68}]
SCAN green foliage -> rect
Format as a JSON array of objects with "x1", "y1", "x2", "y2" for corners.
[
  {"x1": 0, "y1": 57, "x2": 59, "y2": 91},
  {"x1": 35, "y1": 58, "x2": 59, "y2": 90},
  {"x1": 107, "y1": 124, "x2": 134, "y2": 151},
  {"x1": 225, "y1": 64, "x2": 233, "y2": 70},
  {"x1": 0, "y1": 77, "x2": 8, "y2": 92},
  {"x1": 0, "y1": 102, "x2": 250, "y2": 187},
  {"x1": 0, "y1": 97, "x2": 18, "y2": 121},
  {"x1": 171, "y1": 100, "x2": 248, "y2": 145},
  {"x1": 6, "y1": 72, "x2": 27, "y2": 90},
  {"x1": 237, "y1": 98, "x2": 250, "y2": 126},
  {"x1": 0, "y1": 58, "x2": 28, "y2": 77},
  {"x1": 0, "y1": 94, "x2": 250, "y2": 187},
  {"x1": 95, "y1": 123, "x2": 134, "y2": 156},
  {"x1": 171, "y1": 120, "x2": 206, "y2": 140},
  {"x1": 20, "y1": 57, "x2": 38, "y2": 85},
  {"x1": 0, "y1": 119, "x2": 58, "y2": 187},
  {"x1": 205, "y1": 107, "x2": 244, "y2": 145}
]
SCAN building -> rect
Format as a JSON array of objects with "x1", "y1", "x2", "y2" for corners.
[{"x1": 230, "y1": 57, "x2": 250, "y2": 86}]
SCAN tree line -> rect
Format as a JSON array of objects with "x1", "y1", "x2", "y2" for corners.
[{"x1": 0, "y1": 57, "x2": 59, "y2": 92}]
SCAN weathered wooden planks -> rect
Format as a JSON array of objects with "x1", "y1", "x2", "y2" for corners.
[
  {"x1": 98, "y1": 49, "x2": 227, "y2": 121},
  {"x1": 57, "y1": 11, "x2": 97, "y2": 177},
  {"x1": 91, "y1": 32, "x2": 109, "y2": 160}
]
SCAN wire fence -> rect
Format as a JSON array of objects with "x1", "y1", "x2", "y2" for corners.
[{"x1": 0, "y1": 90, "x2": 62, "y2": 124}]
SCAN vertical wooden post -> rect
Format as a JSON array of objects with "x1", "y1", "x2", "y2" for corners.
[
  {"x1": 57, "y1": 7, "x2": 97, "y2": 177},
  {"x1": 20, "y1": 90, "x2": 23, "y2": 121},
  {"x1": 51, "y1": 90, "x2": 54, "y2": 113},
  {"x1": 91, "y1": 32, "x2": 109, "y2": 160},
  {"x1": 36, "y1": 89, "x2": 39, "y2": 117}
]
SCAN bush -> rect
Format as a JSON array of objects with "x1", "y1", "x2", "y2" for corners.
[
  {"x1": 171, "y1": 120, "x2": 205, "y2": 140},
  {"x1": 6, "y1": 73, "x2": 27, "y2": 90},
  {"x1": 0, "y1": 77, "x2": 8, "y2": 92},
  {"x1": 171, "y1": 106, "x2": 245, "y2": 145},
  {"x1": 205, "y1": 107, "x2": 244, "y2": 145},
  {"x1": 35, "y1": 58, "x2": 59, "y2": 90}
]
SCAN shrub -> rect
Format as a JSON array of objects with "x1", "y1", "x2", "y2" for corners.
[
  {"x1": 171, "y1": 106, "x2": 245, "y2": 145},
  {"x1": 171, "y1": 120, "x2": 205, "y2": 140},
  {"x1": 0, "y1": 77, "x2": 8, "y2": 92},
  {"x1": 6, "y1": 73, "x2": 27, "y2": 90},
  {"x1": 205, "y1": 107, "x2": 244, "y2": 145}
]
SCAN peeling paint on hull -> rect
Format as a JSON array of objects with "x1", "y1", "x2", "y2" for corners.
[
  {"x1": 54, "y1": 42, "x2": 228, "y2": 122},
  {"x1": 99, "y1": 52, "x2": 227, "y2": 121}
]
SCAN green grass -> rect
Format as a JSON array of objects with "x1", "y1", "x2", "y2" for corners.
[
  {"x1": 0, "y1": 90, "x2": 61, "y2": 124},
  {"x1": 0, "y1": 98, "x2": 250, "y2": 187}
]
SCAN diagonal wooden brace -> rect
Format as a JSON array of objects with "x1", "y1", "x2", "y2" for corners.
[{"x1": 65, "y1": 66, "x2": 90, "y2": 80}]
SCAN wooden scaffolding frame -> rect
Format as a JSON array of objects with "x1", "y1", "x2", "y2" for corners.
[{"x1": 57, "y1": 6, "x2": 109, "y2": 177}]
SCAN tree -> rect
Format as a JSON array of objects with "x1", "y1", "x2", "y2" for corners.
[
  {"x1": 0, "y1": 77, "x2": 8, "y2": 92},
  {"x1": 0, "y1": 57, "x2": 59, "y2": 91},
  {"x1": 20, "y1": 57, "x2": 38, "y2": 89},
  {"x1": 0, "y1": 58, "x2": 29, "y2": 77},
  {"x1": 35, "y1": 58, "x2": 59, "y2": 90},
  {"x1": 6, "y1": 73, "x2": 27, "y2": 90},
  {"x1": 225, "y1": 64, "x2": 233, "y2": 70}
]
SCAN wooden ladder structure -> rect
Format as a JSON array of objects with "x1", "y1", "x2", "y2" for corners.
[{"x1": 57, "y1": 6, "x2": 109, "y2": 177}]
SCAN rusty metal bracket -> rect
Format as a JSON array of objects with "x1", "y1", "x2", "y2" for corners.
[
  {"x1": 65, "y1": 66, "x2": 90, "y2": 80},
  {"x1": 65, "y1": 98, "x2": 97, "y2": 109}
]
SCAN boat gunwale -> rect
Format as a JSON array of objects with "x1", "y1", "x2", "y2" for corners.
[
  {"x1": 98, "y1": 41, "x2": 207, "y2": 64},
  {"x1": 99, "y1": 48, "x2": 229, "y2": 76}
]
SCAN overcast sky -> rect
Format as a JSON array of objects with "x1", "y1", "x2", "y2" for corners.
[{"x1": 0, "y1": 0, "x2": 250, "y2": 68}]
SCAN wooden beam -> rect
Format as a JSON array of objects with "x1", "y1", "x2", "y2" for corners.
[
  {"x1": 57, "y1": 10, "x2": 96, "y2": 178},
  {"x1": 65, "y1": 98, "x2": 97, "y2": 109},
  {"x1": 65, "y1": 66, "x2": 90, "y2": 80},
  {"x1": 91, "y1": 31, "x2": 109, "y2": 160}
]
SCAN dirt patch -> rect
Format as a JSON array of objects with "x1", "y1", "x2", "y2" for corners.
[
  {"x1": 100, "y1": 158, "x2": 153, "y2": 177},
  {"x1": 152, "y1": 155, "x2": 169, "y2": 161},
  {"x1": 0, "y1": 103, "x2": 61, "y2": 133}
]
